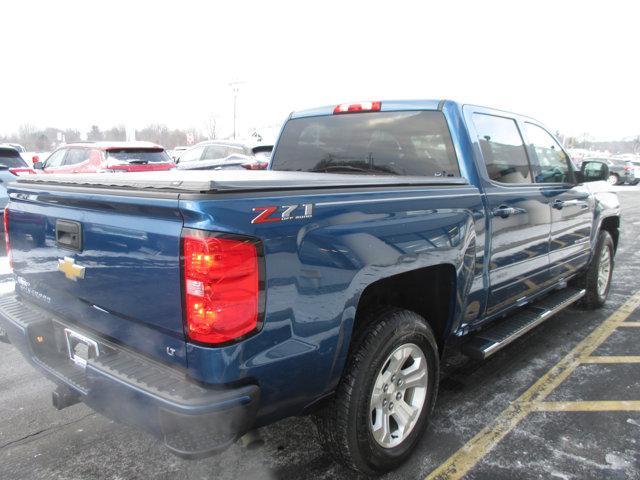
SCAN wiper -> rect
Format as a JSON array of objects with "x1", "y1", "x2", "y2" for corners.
[{"x1": 309, "y1": 165, "x2": 397, "y2": 175}]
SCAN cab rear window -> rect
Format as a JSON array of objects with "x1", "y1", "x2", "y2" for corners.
[{"x1": 271, "y1": 111, "x2": 460, "y2": 177}]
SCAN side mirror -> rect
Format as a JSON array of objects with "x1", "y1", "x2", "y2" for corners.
[{"x1": 578, "y1": 160, "x2": 609, "y2": 183}]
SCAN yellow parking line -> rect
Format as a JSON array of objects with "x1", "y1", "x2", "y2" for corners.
[
  {"x1": 531, "y1": 401, "x2": 640, "y2": 412},
  {"x1": 619, "y1": 322, "x2": 640, "y2": 327},
  {"x1": 425, "y1": 290, "x2": 640, "y2": 480},
  {"x1": 581, "y1": 356, "x2": 640, "y2": 363}
]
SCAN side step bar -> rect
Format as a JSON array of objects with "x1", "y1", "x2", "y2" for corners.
[{"x1": 462, "y1": 287, "x2": 585, "y2": 360}]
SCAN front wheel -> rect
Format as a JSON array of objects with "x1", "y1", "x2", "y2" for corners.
[
  {"x1": 576, "y1": 230, "x2": 614, "y2": 309},
  {"x1": 313, "y1": 308, "x2": 439, "y2": 475},
  {"x1": 607, "y1": 173, "x2": 621, "y2": 186}
]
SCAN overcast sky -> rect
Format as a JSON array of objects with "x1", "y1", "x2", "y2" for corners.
[{"x1": 2, "y1": 1, "x2": 638, "y2": 141}]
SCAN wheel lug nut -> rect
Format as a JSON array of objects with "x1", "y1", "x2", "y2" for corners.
[
  {"x1": 397, "y1": 379, "x2": 403, "y2": 387},
  {"x1": 382, "y1": 399, "x2": 387, "y2": 407},
  {"x1": 396, "y1": 392, "x2": 402, "y2": 400},
  {"x1": 383, "y1": 384, "x2": 388, "y2": 392},
  {"x1": 391, "y1": 375, "x2": 396, "y2": 382},
  {"x1": 388, "y1": 402, "x2": 394, "y2": 411}
]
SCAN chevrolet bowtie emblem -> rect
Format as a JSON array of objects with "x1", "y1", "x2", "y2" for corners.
[{"x1": 57, "y1": 257, "x2": 86, "y2": 281}]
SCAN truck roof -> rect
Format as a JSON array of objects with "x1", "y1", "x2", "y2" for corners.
[
  {"x1": 14, "y1": 170, "x2": 467, "y2": 193},
  {"x1": 290, "y1": 99, "x2": 539, "y2": 124},
  {"x1": 290, "y1": 99, "x2": 443, "y2": 119}
]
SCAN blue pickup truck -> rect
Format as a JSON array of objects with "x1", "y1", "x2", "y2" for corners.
[{"x1": 0, "y1": 100, "x2": 620, "y2": 474}]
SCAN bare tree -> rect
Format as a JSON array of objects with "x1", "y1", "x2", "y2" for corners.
[{"x1": 205, "y1": 115, "x2": 217, "y2": 140}]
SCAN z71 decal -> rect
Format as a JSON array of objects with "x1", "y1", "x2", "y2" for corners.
[{"x1": 251, "y1": 204, "x2": 314, "y2": 224}]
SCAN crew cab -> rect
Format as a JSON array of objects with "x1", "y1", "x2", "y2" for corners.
[
  {"x1": 0, "y1": 100, "x2": 619, "y2": 475},
  {"x1": 34, "y1": 141, "x2": 174, "y2": 174}
]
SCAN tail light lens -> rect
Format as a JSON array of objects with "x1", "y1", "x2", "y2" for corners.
[
  {"x1": 182, "y1": 230, "x2": 263, "y2": 345},
  {"x1": 3, "y1": 207, "x2": 11, "y2": 269},
  {"x1": 241, "y1": 161, "x2": 269, "y2": 170}
]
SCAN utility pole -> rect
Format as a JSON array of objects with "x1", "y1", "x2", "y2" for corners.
[{"x1": 229, "y1": 80, "x2": 245, "y2": 139}]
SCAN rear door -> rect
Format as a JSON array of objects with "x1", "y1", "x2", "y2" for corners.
[
  {"x1": 523, "y1": 122, "x2": 592, "y2": 280},
  {"x1": 464, "y1": 106, "x2": 552, "y2": 319}
]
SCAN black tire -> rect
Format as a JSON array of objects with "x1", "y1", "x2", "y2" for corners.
[
  {"x1": 313, "y1": 308, "x2": 439, "y2": 475},
  {"x1": 607, "y1": 173, "x2": 621, "y2": 186},
  {"x1": 632, "y1": 180, "x2": 640, "y2": 186},
  {"x1": 575, "y1": 230, "x2": 614, "y2": 309}
]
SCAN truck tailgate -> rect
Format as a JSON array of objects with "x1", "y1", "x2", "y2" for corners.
[{"x1": 7, "y1": 185, "x2": 187, "y2": 366}]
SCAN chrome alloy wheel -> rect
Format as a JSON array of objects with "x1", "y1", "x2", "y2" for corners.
[
  {"x1": 607, "y1": 174, "x2": 618, "y2": 185},
  {"x1": 597, "y1": 245, "x2": 612, "y2": 297},
  {"x1": 369, "y1": 343, "x2": 428, "y2": 449}
]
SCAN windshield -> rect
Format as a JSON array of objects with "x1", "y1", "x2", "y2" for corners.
[
  {"x1": 0, "y1": 148, "x2": 28, "y2": 168},
  {"x1": 271, "y1": 111, "x2": 460, "y2": 176},
  {"x1": 106, "y1": 148, "x2": 172, "y2": 164}
]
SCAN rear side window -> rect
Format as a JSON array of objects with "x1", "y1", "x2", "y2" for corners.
[
  {"x1": 271, "y1": 111, "x2": 460, "y2": 177},
  {"x1": 0, "y1": 148, "x2": 28, "y2": 168},
  {"x1": 203, "y1": 145, "x2": 228, "y2": 160},
  {"x1": 106, "y1": 148, "x2": 171, "y2": 163},
  {"x1": 473, "y1": 113, "x2": 531, "y2": 184},
  {"x1": 524, "y1": 123, "x2": 571, "y2": 183}
]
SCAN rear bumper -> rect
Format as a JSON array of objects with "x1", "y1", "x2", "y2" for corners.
[{"x1": 0, "y1": 294, "x2": 259, "y2": 458}]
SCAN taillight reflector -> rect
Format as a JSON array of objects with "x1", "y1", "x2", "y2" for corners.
[
  {"x1": 3, "y1": 207, "x2": 11, "y2": 269},
  {"x1": 333, "y1": 101, "x2": 381, "y2": 114},
  {"x1": 182, "y1": 231, "x2": 262, "y2": 345}
]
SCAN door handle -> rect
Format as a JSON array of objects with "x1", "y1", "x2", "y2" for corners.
[
  {"x1": 551, "y1": 200, "x2": 564, "y2": 210},
  {"x1": 492, "y1": 205, "x2": 515, "y2": 218}
]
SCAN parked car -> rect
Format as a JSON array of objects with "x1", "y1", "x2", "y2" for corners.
[
  {"x1": 33, "y1": 141, "x2": 174, "y2": 174},
  {"x1": 0, "y1": 146, "x2": 35, "y2": 239},
  {"x1": 583, "y1": 157, "x2": 633, "y2": 185},
  {"x1": 175, "y1": 140, "x2": 271, "y2": 171},
  {"x1": 0, "y1": 100, "x2": 619, "y2": 475},
  {"x1": 623, "y1": 160, "x2": 640, "y2": 185}
]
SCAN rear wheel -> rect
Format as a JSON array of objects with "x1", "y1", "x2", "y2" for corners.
[
  {"x1": 607, "y1": 173, "x2": 621, "y2": 186},
  {"x1": 313, "y1": 308, "x2": 439, "y2": 475},
  {"x1": 632, "y1": 179, "x2": 640, "y2": 186},
  {"x1": 576, "y1": 230, "x2": 614, "y2": 309}
]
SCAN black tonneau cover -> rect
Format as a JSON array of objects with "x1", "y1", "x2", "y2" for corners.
[{"x1": 16, "y1": 170, "x2": 468, "y2": 193}]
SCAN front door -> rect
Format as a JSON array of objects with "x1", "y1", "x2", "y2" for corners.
[
  {"x1": 523, "y1": 122, "x2": 592, "y2": 280},
  {"x1": 464, "y1": 107, "x2": 552, "y2": 319}
]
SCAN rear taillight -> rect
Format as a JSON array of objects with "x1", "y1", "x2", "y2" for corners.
[
  {"x1": 3, "y1": 207, "x2": 11, "y2": 269},
  {"x1": 9, "y1": 168, "x2": 36, "y2": 176},
  {"x1": 182, "y1": 230, "x2": 262, "y2": 345},
  {"x1": 333, "y1": 101, "x2": 381, "y2": 114},
  {"x1": 241, "y1": 161, "x2": 268, "y2": 170}
]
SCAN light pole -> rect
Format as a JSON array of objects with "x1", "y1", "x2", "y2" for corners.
[{"x1": 229, "y1": 80, "x2": 245, "y2": 139}]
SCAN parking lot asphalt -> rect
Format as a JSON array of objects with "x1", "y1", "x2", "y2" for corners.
[{"x1": 1, "y1": 189, "x2": 640, "y2": 480}]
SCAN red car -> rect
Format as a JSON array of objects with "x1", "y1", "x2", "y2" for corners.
[{"x1": 34, "y1": 142, "x2": 175, "y2": 174}]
